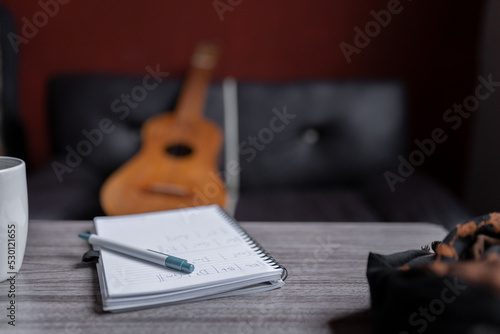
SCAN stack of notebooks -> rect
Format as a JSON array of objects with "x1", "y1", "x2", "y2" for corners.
[{"x1": 87, "y1": 205, "x2": 287, "y2": 312}]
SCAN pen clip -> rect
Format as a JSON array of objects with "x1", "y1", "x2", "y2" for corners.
[{"x1": 81, "y1": 250, "x2": 100, "y2": 264}]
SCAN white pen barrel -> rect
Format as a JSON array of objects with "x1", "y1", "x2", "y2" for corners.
[{"x1": 88, "y1": 235, "x2": 166, "y2": 266}]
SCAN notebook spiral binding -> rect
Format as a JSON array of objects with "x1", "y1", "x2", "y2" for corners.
[{"x1": 216, "y1": 206, "x2": 288, "y2": 281}]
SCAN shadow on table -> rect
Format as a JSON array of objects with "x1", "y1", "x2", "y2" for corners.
[
  {"x1": 328, "y1": 309, "x2": 373, "y2": 334},
  {"x1": 74, "y1": 261, "x2": 106, "y2": 314}
]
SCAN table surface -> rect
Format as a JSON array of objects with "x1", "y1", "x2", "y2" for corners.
[{"x1": 0, "y1": 220, "x2": 448, "y2": 334}]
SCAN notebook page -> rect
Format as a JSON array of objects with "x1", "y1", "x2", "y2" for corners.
[{"x1": 94, "y1": 205, "x2": 281, "y2": 298}]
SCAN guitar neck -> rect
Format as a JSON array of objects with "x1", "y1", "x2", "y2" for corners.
[{"x1": 175, "y1": 43, "x2": 220, "y2": 123}]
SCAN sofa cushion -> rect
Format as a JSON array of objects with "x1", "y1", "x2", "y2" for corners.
[
  {"x1": 236, "y1": 81, "x2": 406, "y2": 190},
  {"x1": 235, "y1": 187, "x2": 382, "y2": 222},
  {"x1": 46, "y1": 75, "x2": 224, "y2": 181}
]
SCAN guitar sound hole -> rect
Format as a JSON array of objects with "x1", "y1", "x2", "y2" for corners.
[{"x1": 166, "y1": 144, "x2": 193, "y2": 157}]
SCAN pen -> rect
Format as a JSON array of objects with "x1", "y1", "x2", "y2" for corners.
[{"x1": 78, "y1": 233, "x2": 195, "y2": 274}]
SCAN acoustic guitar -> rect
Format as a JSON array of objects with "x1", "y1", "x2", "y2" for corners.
[{"x1": 100, "y1": 42, "x2": 227, "y2": 215}]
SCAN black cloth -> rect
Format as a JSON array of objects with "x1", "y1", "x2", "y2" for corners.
[{"x1": 367, "y1": 213, "x2": 500, "y2": 334}]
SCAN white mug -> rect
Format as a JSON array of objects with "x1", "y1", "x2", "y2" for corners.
[{"x1": 0, "y1": 157, "x2": 29, "y2": 282}]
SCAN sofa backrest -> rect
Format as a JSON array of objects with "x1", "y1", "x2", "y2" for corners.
[{"x1": 47, "y1": 75, "x2": 406, "y2": 190}]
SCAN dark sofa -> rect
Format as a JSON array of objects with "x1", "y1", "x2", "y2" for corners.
[{"x1": 24, "y1": 74, "x2": 471, "y2": 229}]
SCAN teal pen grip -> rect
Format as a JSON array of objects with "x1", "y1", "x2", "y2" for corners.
[{"x1": 165, "y1": 255, "x2": 195, "y2": 274}]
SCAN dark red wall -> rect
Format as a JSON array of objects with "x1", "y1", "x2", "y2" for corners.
[{"x1": 2, "y1": 0, "x2": 483, "y2": 195}]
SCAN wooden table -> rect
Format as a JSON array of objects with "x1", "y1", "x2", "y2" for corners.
[{"x1": 0, "y1": 220, "x2": 447, "y2": 334}]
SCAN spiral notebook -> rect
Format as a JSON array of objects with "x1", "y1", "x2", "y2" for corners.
[{"x1": 91, "y1": 205, "x2": 287, "y2": 312}]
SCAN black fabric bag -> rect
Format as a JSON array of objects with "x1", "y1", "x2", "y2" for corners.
[{"x1": 367, "y1": 213, "x2": 500, "y2": 334}]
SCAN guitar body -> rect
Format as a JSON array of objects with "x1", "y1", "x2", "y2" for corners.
[{"x1": 100, "y1": 42, "x2": 227, "y2": 215}]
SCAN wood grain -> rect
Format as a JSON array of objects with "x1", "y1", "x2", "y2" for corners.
[{"x1": 0, "y1": 220, "x2": 447, "y2": 334}]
